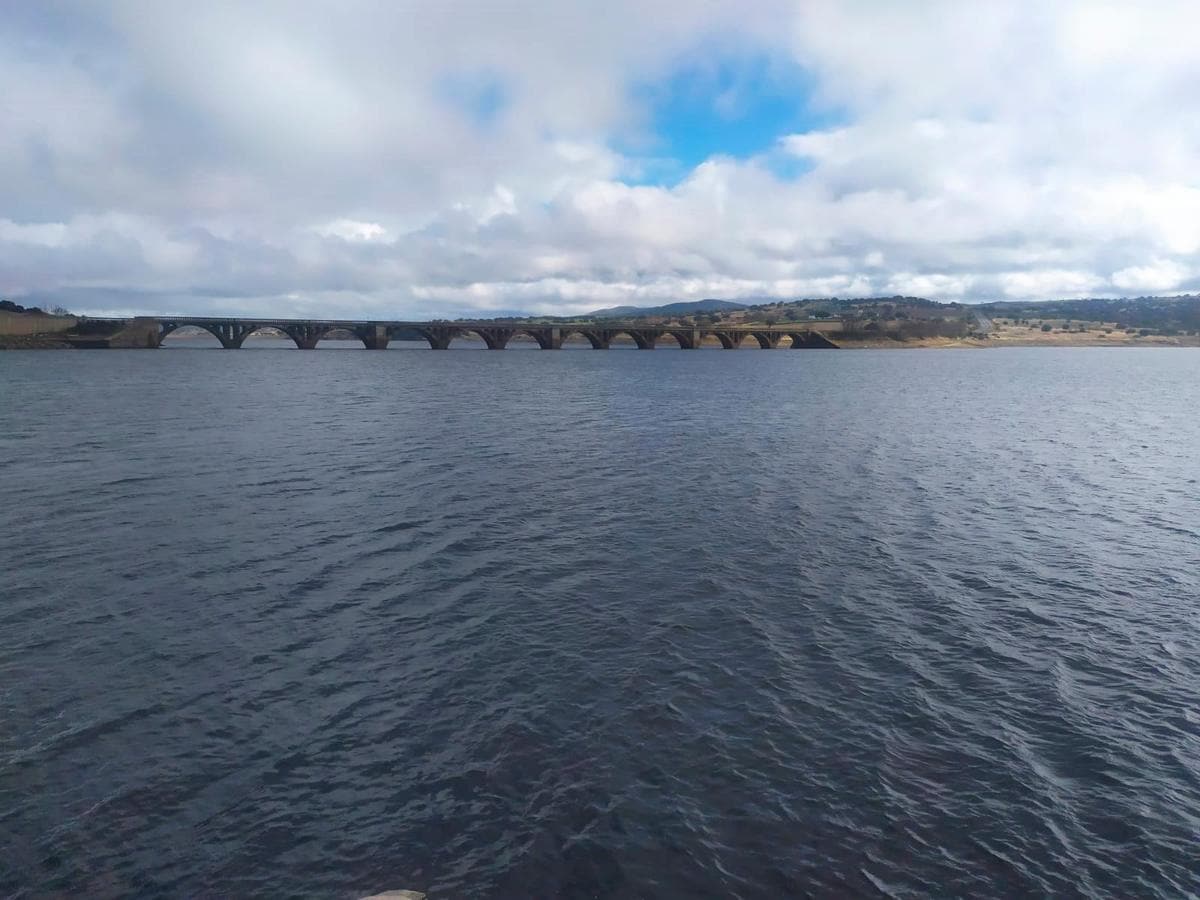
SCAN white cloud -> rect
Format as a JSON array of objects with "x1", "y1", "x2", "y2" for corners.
[
  {"x1": 2, "y1": 1, "x2": 1199, "y2": 316},
  {"x1": 315, "y1": 220, "x2": 389, "y2": 242},
  {"x1": 0, "y1": 220, "x2": 70, "y2": 248},
  {"x1": 1112, "y1": 260, "x2": 1191, "y2": 293},
  {"x1": 998, "y1": 269, "x2": 1105, "y2": 299}
]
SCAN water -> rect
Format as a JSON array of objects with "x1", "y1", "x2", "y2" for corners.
[{"x1": 2, "y1": 345, "x2": 1199, "y2": 898}]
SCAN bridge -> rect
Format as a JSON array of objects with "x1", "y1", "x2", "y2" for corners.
[{"x1": 127, "y1": 316, "x2": 841, "y2": 350}]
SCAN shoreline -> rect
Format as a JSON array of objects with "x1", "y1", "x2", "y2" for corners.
[
  {"x1": 6, "y1": 335, "x2": 1198, "y2": 350},
  {"x1": 834, "y1": 336, "x2": 1200, "y2": 349}
]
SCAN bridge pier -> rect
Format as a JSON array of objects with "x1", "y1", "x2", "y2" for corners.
[
  {"x1": 476, "y1": 327, "x2": 515, "y2": 350},
  {"x1": 667, "y1": 327, "x2": 702, "y2": 349},
  {"x1": 283, "y1": 324, "x2": 324, "y2": 349},
  {"x1": 701, "y1": 330, "x2": 738, "y2": 349},
  {"x1": 358, "y1": 325, "x2": 390, "y2": 350},
  {"x1": 580, "y1": 330, "x2": 610, "y2": 349},
  {"x1": 419, "y1": 326, "x2": 459, "y2": 350},
  {"x1": 628, "y1": 329, "x2": 658, "y2": 350},
  {"x1": 211, "y1": 322, "x2": 255, "y2": 349}
]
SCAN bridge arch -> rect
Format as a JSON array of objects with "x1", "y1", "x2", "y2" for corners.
[
  {"x1": 558, "y1": 329, "x2": 608, "y2": 349},
  {"x1": 156, "y1": 321, "x2": 294, "y2": 349},
  {"x1": 748, "y1": 331, "x2": 783, "y2": 349},
  {"x1": 662, "y1": 330, "x2": 700, "y2": 349},
  {"x1": 411, "y1": 326, "x2": 509, "y2": 349},
  {"x1": 410, "y1": 326, "x2": 459, "y2": 350},
  {"x1": 701, "y1": 330, "x2": 742, "y2": 349},
  {"x1": 206, "y1": 322, "x2": 350, "y2": 349},
  {"x1": 513, "y1": 327, "x2": 558, "y2": 350},
  {"x1": 417, "y1": 326, "x2": 560, "y2": 350},
  {"x1": 158, "y1": 323, "x2": 223, "y2": 346},
  {"x1": 786, "y1": 330, "x2": 839, "y2": 349},
  {"x1": 469, "y1": 327, "x2": 516, "y2": 350},
  {"x1": 237, "y1": 323, "x2": 316, "y2": 348},
  {"x1": 568, "y1": 328, "x2": 656, "y2": 349}
]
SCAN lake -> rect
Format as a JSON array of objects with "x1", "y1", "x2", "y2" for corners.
[{"x1": 2, "y1": 345, "x2": 1198, "y2": 897}]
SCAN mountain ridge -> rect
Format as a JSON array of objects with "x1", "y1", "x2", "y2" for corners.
[{"x1": 585, "y1": 299, "x2": 746, "y2": 318}]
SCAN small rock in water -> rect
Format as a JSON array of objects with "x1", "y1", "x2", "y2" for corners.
[{"x1": 360, "y1": 892, "x2": 425, "y2": 900}]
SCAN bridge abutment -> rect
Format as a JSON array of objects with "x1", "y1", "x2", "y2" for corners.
[{"x1": 788, "y1": 331, "x2": 839, "y2": 348}]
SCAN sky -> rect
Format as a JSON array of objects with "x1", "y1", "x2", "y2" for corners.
[{"x1": 2, "y1": 1, "x2": 1199, "y2": 319}]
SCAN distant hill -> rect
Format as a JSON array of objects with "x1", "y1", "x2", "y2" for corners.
[
  {"x1": 585, "y1": 299, "x2": 747, "y2": 319},
  {"x1": 976, "y1": 293, "x2": 1200, "y2": 331}
]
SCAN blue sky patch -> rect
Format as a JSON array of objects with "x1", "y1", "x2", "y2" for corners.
[
  {"x1": 621, "y1": 53, "x2": 840, "y2": 184},
  {"x1": 762, "y1": 152, "x2": 816, "y2": 182},
  {"x1": 438, "y1": 70, "x2": 507, "y2": 127}
]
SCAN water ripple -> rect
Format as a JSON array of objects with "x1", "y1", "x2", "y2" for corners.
[{"x1": 1, "y1": 347, "x2": 1199, "y2": 897}]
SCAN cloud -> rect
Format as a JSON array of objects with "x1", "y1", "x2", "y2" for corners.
[
  {"x1": 2, "y1": 1, "x2": 1199, "y2": 317},
  {"x1": 315, "y1": 220, "x2": 389, "y2": 243},
  {"x1": 1111, "y1": 260, "x2": 1192, "y2": 293}
]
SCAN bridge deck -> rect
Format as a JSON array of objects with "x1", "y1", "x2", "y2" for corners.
[
  {"x1": 105, "y1": 315, "x2": 840, "y2": 332},
  {"x1": 77, "y1": 315, "x2": 842, "y2": 350}
]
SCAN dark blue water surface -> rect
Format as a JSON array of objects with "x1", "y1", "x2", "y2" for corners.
[{"x1": 2, "y1": 344, "x2": 1199, "y2": 898}]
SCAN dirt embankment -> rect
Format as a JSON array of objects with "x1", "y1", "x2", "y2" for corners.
[
  {"x1": 0, "y1": 311, "x2": 79, "y2": 348},
  {"x1": 0, "y1": 333, "x2": 75, "y2": 349},
  {"x1": 766, "y1": 321, "x2": 1200, "y2": 349},
  {"x1": 979, "y1": 322, "x2": 1199, "y2": 347},
  {"x1": 0, "y1": 312, "x2": 164, "y2": 349}
]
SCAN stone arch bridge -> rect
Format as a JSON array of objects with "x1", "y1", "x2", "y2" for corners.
[{"x1": 150, "y1": 317, "x2": 841, "y2": 350}]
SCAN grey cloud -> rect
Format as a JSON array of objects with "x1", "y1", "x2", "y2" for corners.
[{"x1": 2, "y1": 1, "x2": 1199, "y2": 317}]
